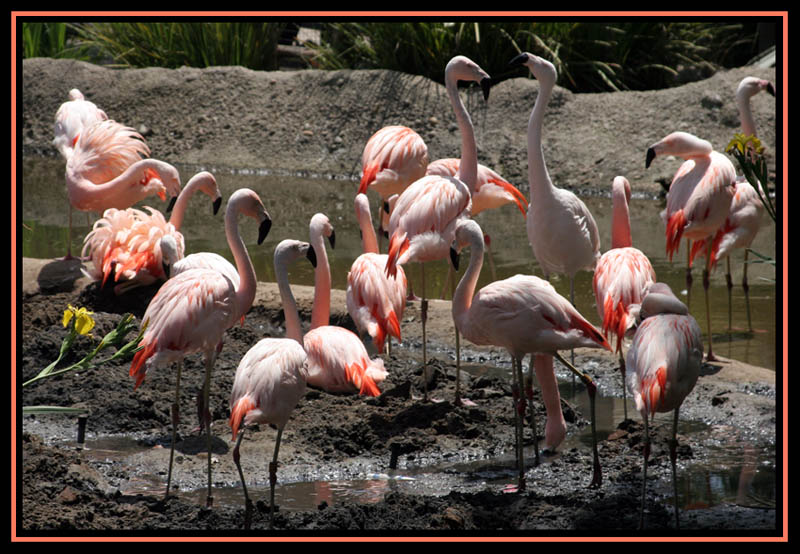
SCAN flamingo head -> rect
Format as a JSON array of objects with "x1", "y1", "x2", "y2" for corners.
[
  {"x1": 449, "y1": 218, "x2": 484, "y2": 270},
  {"x1": 228, "y1": 188, "x2": 272, "y2": 245},
  {"x1": 274, "y1": 239, "x2": 317, "y2": 271},
  {"x1": 310, "y1": 212, "x2": 335, "y2": 250},
  {"x1": 159, "y1": 234, "x2": 181, "y2": 278},
  {"x1": 509, "y1": 52, "x2": 557, "y2": 89},
  {"x1": 68, "y1": 88, "x2": 85, "y2": 101},
  {"x1": 639, "y1": 282, "x2": 689, "y2": 321},
  {"x1": 187, "y1": 171, "x2": 223, "y2": 215},
  {"x1": 645, "y1": 131, "x2": 712, "y2": 168},
  {"x1": 737, "y1": 76, "x2": 776, "y2": 102},
  {"x1": 446, "y1": 55, "x2": 492, "y2": 101}
]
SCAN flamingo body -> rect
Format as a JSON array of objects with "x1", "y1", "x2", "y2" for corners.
[
  {"x1": 359, "y1": 125, "x2": 429, "y2": 199},
  {"x1": 53, "y1": 88, "x2": 108, "y2": 160},
  {"x1": 304, "y1": 326, "x2": 387, "y2": 396}
]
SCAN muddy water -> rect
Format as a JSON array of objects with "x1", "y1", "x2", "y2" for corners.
[{"x1": 21, "y1": 157, "x2": 778, "y2": 371}]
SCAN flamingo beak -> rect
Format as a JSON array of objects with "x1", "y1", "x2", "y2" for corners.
[
  {"x1": 328, "y1": 230, "x2": 336, "y2": 250},
  {"x1": 257, "y1": 216, "x2": 272, "y2": 245},
  {"x1": 645, "y1": 147, "x2": 656, "y2": 169},
  {"x1": 163, "y1": 260, "x2": 171, "y2": 279},
  {"x1": 449, "y1": 246, "x2": 460, "y2": 271},
  {"x1": 306, "y1": 244, "x2": 318, "y2": 268},
  {"x1": 767, "y1": 82, "x2": 775, "y2": 96},
  {"x1": 166, "y1": 196, "x2": 178, "y2": 213},
  {"x1": 480, "y1": 77, "x2": 492, "y2": 101},
  {"x1": 212, "y1": 196, "x2": 222, "y2": 215},
  {"x1": 508, "y1": 53, "x2": 529, "y2": 67}
]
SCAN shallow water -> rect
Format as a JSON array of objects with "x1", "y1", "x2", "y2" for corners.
[{"x1": 21, "y1": 157, "x2": 778, "y2": 370}]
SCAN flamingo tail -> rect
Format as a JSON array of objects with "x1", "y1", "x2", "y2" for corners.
[
  {"x1": 129, "y1": 336, "x2": 157, "y2": 390},
  {"x1": 385, "y1": 232, "x2": 409, "y2": 279},
  {"x1": 665, "y1": 210, "x2": 687, "y2": 262},
  {"x1": 229, "y1": 396, "x2": 256, "y2": 440}
]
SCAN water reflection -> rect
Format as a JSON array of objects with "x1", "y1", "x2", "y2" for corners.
[{"x1": 21, "y1": 157, "x2": 777, "y2": 371}]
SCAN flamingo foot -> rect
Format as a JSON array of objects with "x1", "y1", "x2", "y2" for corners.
[
  {"x1": 502, "y1": 484, "x2": 521, "y2": 494},
  {"x1": 456, "y1": 397, "x2": 478, "y2": 407}
]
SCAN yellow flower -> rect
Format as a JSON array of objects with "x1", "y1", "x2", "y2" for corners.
[{"x1": 62, "y1": 305, "x2": 96, "y2": 336}]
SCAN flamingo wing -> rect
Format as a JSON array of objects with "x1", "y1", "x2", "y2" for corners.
[{"x1": 303, "y1": 326, "x2": 386, "y2": 396}]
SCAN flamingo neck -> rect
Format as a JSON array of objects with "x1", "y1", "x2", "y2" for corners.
[
  {"x1": 168, "y1": 173, "x2": 204, "y2": 230},
  {"x1": 445, "y1": 69, "x2": 478, "y2": 196},
  {"x1": 736, "y1": 91, "x2": 758, "y2": 137},
  {"x1": 527, "y1": 81, "x2": 555, "y2": 200},
  {"x1": 276, "y1": 256, "x2": 304, "y2": 344},
  {"x1": 532, "y1": 354, "x2": 564, "y2": 424},
  {"x1": 226, "y1": 208, "x2": 257, "y2": 323},
  {"x1": 452, "y1": 227, "x2": 485, "y2": 333},
  {"x1": 611, "y1": 188, "x2": 633, "y2": 249},
  {"x1": 66, "y1": 158, "x2": 170, "y2": 213},
  {"x1": 357, "y1": 206, "x2": 379, "y2": 254},
  {"x1": 310, "y1": 228, "x2": 331, "y2": 329}
]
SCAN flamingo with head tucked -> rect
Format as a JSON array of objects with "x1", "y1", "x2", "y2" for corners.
[
  {"x1": 626, "y1": 282, "x2": 703, "y2": 529},
  {"x1": 450, "y1": 218, "x2": 611, "y2": 492},
  {"x1": 646, "y1": 131, "x2": 736, "y2": 360},
  {"x1": 53, "y1": 88, "x2": 108, "y2": 161},
  {"x1": 592, "y1": 176, "x2": 656, "y2": 420},
  {"x1": 82, "y1": 171, "x2": 222, "y2": 294},
  {"x1": 384, "y1": 55, "x2": 491, "y2": 404},
  {"x1": 229, "y1": 238, "x2": 316, "y2": 529},
  {"x1": 129, "y1": 188, "x2": 272, "y2": 507}
]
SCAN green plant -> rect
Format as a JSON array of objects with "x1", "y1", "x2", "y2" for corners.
[{"x1": 726, "y1": 133, "x2": 776, "y2": 223}]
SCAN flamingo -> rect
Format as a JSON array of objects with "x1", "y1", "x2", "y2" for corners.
[
  {"x1": 229, "y1": 239, "x2": 316, "y2": 529},
  {"x1": 592, "y1": 176, "x2": 656, "y2": 420},
  {"x1": 509, "y1": 52, "x2": 601, "y2": 382},
  {"x1": 306, "y1": 213, "x2": 387, "y2": 396},
  {"x1": 646, "y1": 131, "x2": 736, "y2": 360},
  {"x1": 346, "y1": 193, "x2": 407, "y2": 355},
  {"x1": 450, "y1": 218, "x2": 611, "y2": 491},
  {"x1": 53, "y1": 88, "x2": 108, "y2": 161},
  {"x1": 626, "y1": 282, "x2": 703, "y2": 529},
  {"x1": 689, "y1": 76, "x2": 774, "y2": 331},
  {"x1": 426, "y1": 157, "x2": 528, "y2": 284},
  {"x1": 384, "y1": 55, "x2": 491, "y2": 403},
  {"x1": 128, "y1": 188, "x2": 272, "y2": 507},
  {"x1": 358, "y1": 125, "x2": 429, "y2": 249},
  {"x1": 64, "y1": 119, "x2": 182, "y2": 259},
  {"x1": 81, "y1": 171, "x2": 222, "y2": 294}
]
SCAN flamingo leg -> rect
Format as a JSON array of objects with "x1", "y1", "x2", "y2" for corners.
[
  {"x1": 525, "y1": 355, "x2": 540, "y2": 466},
  {"x1": 513, "y1": 356, "x2": 527, "y2": 491},
  {"x1": 269, "y1": 428, "x2": 284, "y2": 529},
  {"x1": 703, "y1": 241, "x2": 716, "y2": 361},
  {"x1": 639, "y1": 413, "x2": 651, "y2": 530},
  {"x1": 511, "y1": 357, "x2": 521, "y2": 470},
  {"x1": 670, "y1": 407, "x2": 681, "y2": 529},
  {"x1": 485, "y1": 233, "x2": 497, "y2": 282},
  {"x1": 619, "y1": 351, "x2": 628, "y2": 421},
  {"x1": 743, "y1": 249, "x2": 752, "y2": 332},
  {"x1": 725, "y1": 256, "x2": 734, "y2": 331},
  {"x1": 202, "y1": 350, "x2": 216, "y2": 508},
  {"x1": 569, "y1": 276, "x2": 576, "y2": 391},
  {"x1": 165, "y1": 360, "x2": 183, "y2": 499},
  {"x1": 685, "y1": 239, "x2": 693, "y2": 309},
  {"x1": 554, "y1": 351, "x2": 601, "y2": 488},
  {"x1": 232, "y1": 428, "x2": 253, "y2": 530},
  {"x1": 420, "y1": 262, "x2": 429, "y2": 401}
]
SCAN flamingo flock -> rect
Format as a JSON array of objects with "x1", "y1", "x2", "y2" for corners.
[{"x1": 44, "y1": 56, "x2": 773, "y2": 530}]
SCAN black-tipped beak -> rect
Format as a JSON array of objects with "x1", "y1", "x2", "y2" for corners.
[
  {"x1": 306, "y1": 244, "x2": 317, "y2": 268},
  {"x1": 212, "y1": 196, "x2": 222, "y2": 215},
  {"x1": 163, "y1": 261, "x2": 171, "y2": 279},
  {"x1": 645, "y1": 147, "x2": 656, "y2": 169},
  {"x1": 383, "y1": 201, "x2": 390, "y2": 214},
  {"x1": 257, "y1": 217, "x2": 272, "y2": 245},
  {"x1": 480, "y1": 77, "x2": 492, "y2": 101},
  {"x1": 509, "y1": 53, "x2": 528, "y2": 67},
  {"x1": 328, "y1": 230, "x2": 336, "y2": 250},
  {"x1": 166, "y1": 196, "x2": 177, "y2": 213},
  {"x1": 767, "y1": 82, "x2": 775, "y2": 96},
  {"x1": 449, "y1": 247, "x2": 460, "y2": 272},
  {"x1": 383, "y1": 229, "x2": 389, "y2": 239}
]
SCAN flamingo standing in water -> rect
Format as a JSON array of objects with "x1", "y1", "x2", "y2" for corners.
[
  {"x1": 305, "y1": 213, "x2": 387, "y2": 396},
  {"x1": 509, "y1": 52, "x2": 601, "y2": 385},
  {"x1": 230, "y1": 239, "x2": 316, "y2": 529},
  {"x1": 129, "y1": 188, "x2": 272, "y2": 507},
  {"x1": 385, "y1": 55, "x2": 491, "y2": 403},
  {"x1": 64, "y1": 119, "x2": 182, "y2": 259},
  {"x1": 347, "y1": 193, "x2": 407, "y2": 355},
  {"x1": 592, "y1": 176, "x2": 656, "y2": 420},
  {"x1": 689, "y1": 76, "x2": 774, "y2": 331},
  {"x1": 426, "y1": 157, "x2": 528, "y2": 285},
  {"x1": 81, "y1": 171, "x2": 222, "y2": 294},
  {"x1": 359, "y1": 125, "x2": 429, "y2": 250},
  {"x1": 53, "y1": 88, "x2": 108, "y2": 161},
  {"x1": 646, "y1": 131, "x2": 736, "y2": 360},
  {"x1": 450, "y1": 218, "x2": 611, "y2": 491},
  {"x1": 626, "y1": 282, "x2": 703, "y2": 529}
]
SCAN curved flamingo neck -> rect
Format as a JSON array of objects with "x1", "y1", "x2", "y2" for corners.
[
  {"x1": 445, "y1": 67, "x2": 478, "y2": 196},
  {"x1": 226, "y1": 202, "x2": 257, "y2": 322},
  {"x1": 310, "y1": 222, "x2": 331, "y2": 329},
  {"x1": 275, "y1": 251, "x2": 304, "y2": 344},
  {"x1": 66, "y1": 158, "x2": 172, "y2": 213},
  {"x1": 356, "y1": 200, "x2": 379, "y2": 254},
  {"x1": 168, "y1": 173, "x2": 206, "y2": 230},
  {"x1": 532, "y1": 354, "x2": 563, "y2": 425},
  {"x1": 736, "y1": 90, "x2": 758, "y2": 137},
  {"x1": 452, "y1": 224, "x2": 485, "y2": 333},
  {"x1": 611, "y1": 186, "x2": 632, "y2": 249},
  {"x1": 527, "y1": 80, "x2": 555, "y2": 201}
]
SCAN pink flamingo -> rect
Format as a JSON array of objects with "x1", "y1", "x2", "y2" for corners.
[
  {"x1": 359, "y1": 125, "x2": 430, "y2": 247},
  {"x1": 384, "y1": 55, "x2": 491, "y2": 403},
  {"x1": 689, "y1": 76, "x2": 774, "y2": 331},
  {"x1": 229, "y1": 238, "x2": 316, "y2": 529},
  {"x1": 626, "y1": 282, "x2": 703, "y2": 529},
  {"x1": 450, "y1": 218, "x2": 611, "y2": 491},
  {"x1": 592, "y1": 176, "x2": 656, "y2": 420},
  {"x1": 646, "y1": 131, "x2": 736, "y2": 360},
  {"x1": 129, "y1": 188, "x2": 272, "y2": 507},
  {"x1": 426, "y1": 157, "x2": 528, "y2": 283},
  {"x1": 510, "y1": 52, "x2": 601, "y2": 383},
  {"x1": 53, "y1": 88, "x2": 108, "y2": 161},
  {"x1": 346, "y1": 193, "x2": 407, "y2": 355},
  {"x1": 81, "y1": 171, "x2": 222, "y2": 294},
  {"x1": 64, "y1": 119, "x2": 182, "y2": 259},
  {"x1": 306, "y1": 213, "x2": 387, "y2": 396}
]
